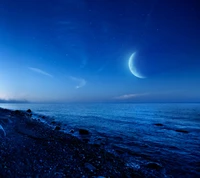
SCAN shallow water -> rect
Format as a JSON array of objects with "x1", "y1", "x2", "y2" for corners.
[{"x1": 1, "y1": 103, "x2": 200, "y2": 177}]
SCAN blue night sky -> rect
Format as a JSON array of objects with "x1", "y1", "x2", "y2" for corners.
[{"x1": 0, "y1": 0, "x2": 200, "y2": 102}]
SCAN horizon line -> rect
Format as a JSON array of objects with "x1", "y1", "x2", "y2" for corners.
[{"x1": 0, "y1": 101, "x2": 200, "y2": 104}]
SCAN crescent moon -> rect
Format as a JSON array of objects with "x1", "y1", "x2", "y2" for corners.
[{"x1": 128, "y1": 52, "x2": 145, "y2": 79}]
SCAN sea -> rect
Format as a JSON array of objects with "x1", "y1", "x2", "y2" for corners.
[{"x1": 0, "y1": 103, "x2": 200, "y2": 178}]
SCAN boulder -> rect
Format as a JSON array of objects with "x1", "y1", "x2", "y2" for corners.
[
  {"x1": 175, "y1": 129, "x2": 189, "y2": 134},
  {"x1": 93, "y1": 143, "x2": 101, "y2": 148},
  {"x1": 70, "y1": 129, "x2": 74, "y2": 133},
  {"x1": 115, "y1": 148, "x2": 125, "y2": 154},
  {"x1": 14, "y1": 110, "x2": 22, "y2": 115},
  {"x1": 26, "y1": 109, "x2": 32, "y2": 113},
  {"x1": 146, "y1": 162, "x2": 162, "y2": 170},
  {"x1": 54, "y1": 126, "x2": 61, "y2": 131},
  {"x1": 82, "y1": 138, "x2": 90, "y2": 143},
  {"x1": 51, "y1": 121, "x2": 56, "y2": 124},
  {"x1": 79, "y1": 129, "x2": 89, "y2": 135},
  {"x1": 154, "y1": 123, "x2": 164, "y2": 126}
]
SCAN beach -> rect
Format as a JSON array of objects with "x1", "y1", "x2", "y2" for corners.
[{"x1": 0, "y1": 107, "x2": 143, "y2": 178}]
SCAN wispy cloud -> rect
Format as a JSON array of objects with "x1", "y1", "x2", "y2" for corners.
[
  {"x1": 29, "y1": 67, "x2": 53, "y2": 78},
  {"x1": 97, "y1": 66, "x2": 104, "y2": 73},
  {"x1": 114, "y1": 93, "x2": 149, "y2": 100},
  {"x1": 69, "y1": 76, "x2": 86, "y2": 89},
  {"x1": 80, "y1": 58, "x2": 87, "y2": 69}
]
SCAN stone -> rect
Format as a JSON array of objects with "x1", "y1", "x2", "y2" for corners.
[
  {"x1": 84, "y1": 163, "x2": 96, "y2": 172},
  {"x1": 79, "y1": 129, "x2": 89, "y2": 135},
  {"x1": 175, "y1": 129, "x2": 189, "y2": 133},
  {"x1": 154, "y1": 123, "x2": 164, "y2": 126},
  {"x1": 51, "y1": 121, "x2": 56, "y2": 124},
  {"x1": 82, "y1": 138, "x2": 89, "y2": 143},
  {"x1": 14, "y1": 110, "x2": 22, "y2": 115},
  {"x1": 54, "y1": 126, "x2": 61, "y2": 131},
  {"x1": 93, "y1": 143, "x2": 101, "y2": 148},
  {"x1": 115, "y1": 148, "x2": 125, "y2": 154},
  {"x1": 26, "y1": 109, "x2": 32, "y2": 113},
  {"x1": 54, "y1": 172, "x2": 66, "y2": 178},
  {"x1": 146, "y1": 162, "x2": 162, "y2": 170},
  {"x1": 70, "y1": 129, "x2": 74, "y2": 133}
]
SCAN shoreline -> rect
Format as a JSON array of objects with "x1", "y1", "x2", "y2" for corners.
[{"x1": 0, "y1": 107, "x2": 143, "y2": 177}]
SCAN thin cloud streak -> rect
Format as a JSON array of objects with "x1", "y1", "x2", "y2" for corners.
[
  {"x1": 69, "y1": 76, "x2": 86, "y2": 89},
  {"x1": 114, "y1": 90, "x2": 183, "y2": 101},
  {"x1": 114, "y1": 93, "x2": 149, "y2": 100},
  {"x1": 29, "y1": 67, "x2": 53, "y2": 78}
]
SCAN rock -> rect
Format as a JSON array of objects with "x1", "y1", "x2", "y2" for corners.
[
  {"x1": 79, "y1": 129, "x2": 89, "y2": 135},
  {"x1": 93, "y1": 143, "x2": 101, "y2": 148},
  {"x1": 51, "y1": 121, "x2": 56, "y2": 124},
  {"x1": 175, "y1": 129, "x2": 189, "y2": 133},
  {"x1": 16, "y1": 124, "x2": 44, "y2": 140},
  {"x1": 54, "y1": 126, "x2": 61, "y2": 131},
  {"x1": 113, "y1": 145, "x2": 126, "y2": 154},
  {"x1": 154, "y1": 123, "x2": 164, "y2": 126},
  {"x1": 0, "y1": 124, "x2": 6, "y2": 137},
  {"x1": 84, "y1": 163, "x2": 96, "y2": 172},
  {"x1": 26, "y1": 109, "x2": 32, "y2": 113},
  {"x1": 0, "y1": 118, "x2": 12, "y2": 124},
  {"x1": 25, "y1": 119, "x2": 38, "y2": 127},
  {"x1": 54, "y1": 172, "x2": 66, "y2": 178},
  {"x1": 14, "y1": 110, "x2": 22, "y2": 115},
  {"x1": 82, "y1": 138, "x2": 90, "y2": 143},
  {"x1": 115, "y1": 148, "x2": 125, "y2": 154},
  {"x1": 146, "y1": 162, "x2": 162, "y2": 170},
  {"x1": 70, "y1": 129, "x2": 74, "y2": 133}
]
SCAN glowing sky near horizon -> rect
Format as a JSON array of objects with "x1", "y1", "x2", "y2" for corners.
[{"x1": 0, "y1": 0, "x2": 200, "y2": 102}]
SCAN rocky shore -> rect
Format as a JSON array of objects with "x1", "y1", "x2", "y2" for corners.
[{"x1": 0, "y1": 107, "x2": 143, "y2": 178}]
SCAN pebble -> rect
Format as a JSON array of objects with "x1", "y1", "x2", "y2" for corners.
[
  {"x1": 0, "y1": 108, "x2": 144, "y2": 178},
  {"x1": 84, "y1": 162, "x2": 96, "y2": 172}
]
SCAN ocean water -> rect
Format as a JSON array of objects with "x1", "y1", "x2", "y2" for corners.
[{"x1": 0, "y1": 103, "x2": 200, "y2": 177}]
